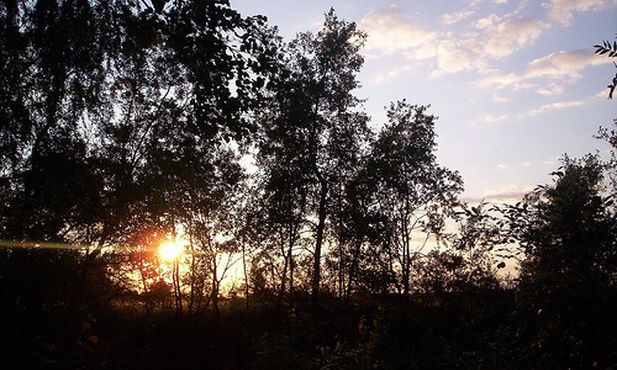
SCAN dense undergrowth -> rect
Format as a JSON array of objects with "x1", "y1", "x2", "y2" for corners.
[
  {"x1": 1, "y1": 254, "x2": 615, "y2": 370},
  {"x1": 0, "y1": 260, "x2": 582, "y2": 370}
]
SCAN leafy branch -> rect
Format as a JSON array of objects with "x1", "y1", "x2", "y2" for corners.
[
  {"x1": 594, "y1": 38, "x2": 617, "y2": 58},
  {"x1": 594, "y1": 34, "x2": 617, "y2": 99}
]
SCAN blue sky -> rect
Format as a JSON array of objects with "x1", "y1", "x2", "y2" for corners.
[{"x1": 230, "y1": 0, "x2": 617, "y2": 203}]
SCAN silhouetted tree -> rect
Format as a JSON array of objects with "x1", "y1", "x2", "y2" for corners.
[
  {"x1": 363, "y1": 101, "x2": 463, "y2": 298},
  {"x1": 504, "y1": 154, "x2": 617, "y2": 368},
  {"x1": 253, "y1": 8, "x2": 369, "y2": 307},
  {"x1": 0, "y1": 0, "x2": 109, "y2": 243},
  {"x1": 0, "y1": 0, "x2": 275, "y2": 265},
  {"x1": 177, "y1": 146, "x2": 246, "y2": 318},
  {"x1": 416, "y1": 202, "x2": 504, "y2": 294}
]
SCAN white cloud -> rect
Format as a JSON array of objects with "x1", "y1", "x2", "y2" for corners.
[
  {"x1": 413, "y1": 42, "x2": 439, "y2": 60},
  {"x1": 473, "y1": 72, "x2": 522, "y2": 89},
  {"x1": 374, "y1": 65, "x2": 414, "y2": 84},
  {"x1": 525, "y1": 49, "x2": 613, "y2": 79},
  {"x1": 482, "y1": 17, "x2": 549, "y2": 59},
  {"x1": 542, "y1": 0, "x2": 614, "y2": 26},
  {"x1": 479, "y1": 184, "x2": 532, "y2": 204},
  {"x1": 360, "y1": 5, "x2": 436, "y2": 53},
  {"x1": 522, "y1": 99, "x2": 587, "y2": 117},
  {"x1": 472, "y1": 49, "x2": 612, "y2": 97},
  {"x1": 475, "y1": 14, "x2": 503, "y2": 29},
  {"x1": 542, "y1": 156, "x2": 561, "y2": 166},
  {"x1": 433, "y1": 15, "x2": 547, "y2": 76},
  {"x1": 491, "y1": 92, "x2": 510, "y2": 102},
  {"x1": 471, "y1": 113, "x2": 508, "y2": 126},
  {"x1": 535, "y1": 82, "x2": 565, "y2": 96},
  {"x1": 467, "y1": 0, "x2": 508, "y2": 5},
  {"x1": 495, "y1": 161, "x2": 533, "y2": 170},
  {"x1": 443, "y1": 10, "x2": 475, "y2": 25},
  {"x1": 431, "y1": 39, "x2": 476, "y2": 77}
]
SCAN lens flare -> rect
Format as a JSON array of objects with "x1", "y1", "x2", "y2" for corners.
[{"x1": 158, "y1": 240, "x2": 183, "y2": 261}]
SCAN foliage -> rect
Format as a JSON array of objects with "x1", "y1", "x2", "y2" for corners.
[
  {"x1": 251, "y1": 8, "x2": 370, "y2": 307},
  {"x1": 355, "y1": 101, "x2": 463, "y2": 298},
  {"x1": 504, "y1": 155, "x2": 617, "y2": 368},
  {"x1": 594, "y1": 34, "x2": 617, "y2": 99},
  {"x1": 415, "y1": 201, "x2": 511, "y2": 295}
]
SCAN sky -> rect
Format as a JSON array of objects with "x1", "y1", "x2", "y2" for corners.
[{"x1": 230, "y1": 0, "x2": 617, "y2": 203}]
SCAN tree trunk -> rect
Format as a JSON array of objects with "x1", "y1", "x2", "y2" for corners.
[
  {"x1": 346, "y1": 239, "x2": 362, "y2": 299},
  {"x1": 173, "y1": 258, "x2": 182, "y2": 318},
  {"x1": 242, "y1": 243, "x2": 249, "y2": 311},
  {"x1": 277, "y1": 230, "x2": 288, "y2": 312},
  {"x1": 211, "y1": 263, "x2": 220, "y2": 320},
  {"x1": 311, "y1": 179, "x2": 328, "y2": 308},
  {"x1": 288, "y1": 225, "x2": 296, "y2": 307}
]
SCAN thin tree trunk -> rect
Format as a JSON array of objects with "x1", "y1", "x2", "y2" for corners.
[
  {"x1": 288, "y1": 223, "x2": 296, "y2": 307},
  {"x1": 173, "y1": 258, "x2": 182, "y2": 318},
  {"x1": 212, "y1": 257, "x2": 219, "y2": 319},
  {"x1": 277, "y1": 229, "x2": 288, "y2": 312},
  {"x1": 242, "y1": 242, "x2": 249, "y2": 312},
  {"x1": 346, "y1": 239, "x2": 362, "y2": 300},
  {"x1": 188, "y1": 228, "x2": 197, "y2": 316},
  {"x1": 311, "y1": 179, "x2": 328, "y2": 308}
]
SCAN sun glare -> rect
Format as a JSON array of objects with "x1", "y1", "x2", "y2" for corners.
[{"x1": 158, "y1": 240, "x2": 183, "y2": 261}]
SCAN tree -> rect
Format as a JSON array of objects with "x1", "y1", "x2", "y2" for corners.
[
  {"x1": 0, "y1": 0, "x2": 274, "y2": 258},
  {"x1": 505, "y1": 154, "x2": 617, "y2": 368},
  {"x1": 179, "y1": 145, "x2": 246, "y2": 318},
  {"x1": 245, "y1": 169, "x2": 310, "y2": 309},
  {"x1": 417, "y1": 201, "x2": 504, "y2": 294},
  {"x1": 0, "y1": 0, "x2": 109, "y2": 243},
  {"x1": 361, "y1": 101, "x2": 463, "y2": 298},
  {"x1": 254, "y1": 8, "x2": 370, "y2": 307}
]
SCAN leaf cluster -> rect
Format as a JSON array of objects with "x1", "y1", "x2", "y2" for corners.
[{"x1": 594, "y1": 34, "x2": 617, "y2": 99}]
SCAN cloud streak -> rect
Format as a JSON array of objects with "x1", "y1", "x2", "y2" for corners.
[
  {"x1": 442, "y1": 10, "x2": 475, "y2": 25},
  {"x1": 471, "y1": 49, "x2": 612, "y2": 97},
  {"x1": 461, "y1": 184, "x2": 530, "y2": 204},
  {"x1": 470, "y1": 113, "x2": 508, "y2": 126},
  {"x1": 525, "y1": 49, "x2": 613, "y2": 79},
  {"x1": 522, "y1": 99, "x2": 588, "y2": 117},
  {"x1": 496, "y1": 162, "x2": 532, "y2": 170}
]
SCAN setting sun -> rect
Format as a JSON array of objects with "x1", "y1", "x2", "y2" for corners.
[{"x1": 158, "y1": 240, "x2": 183, "y2": 261}]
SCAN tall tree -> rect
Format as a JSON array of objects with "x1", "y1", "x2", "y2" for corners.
[
  {"x1": 255, "y1": 8, "x2": 369, "y2": 306},
  {"x1": 364, "y1": 101, "x2": 463, "y2": 298},
  {"x1": 179, "y1": 145, "x2": 246, "y2": 318},
  {"x1": 0, "y1": 0, "x2": 109, "y2": 242}
]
